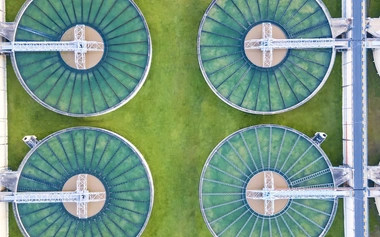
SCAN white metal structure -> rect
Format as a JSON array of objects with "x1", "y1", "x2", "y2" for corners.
[
  {"x1": 246, "y1": 171, "x2": 353, "y2": 216},
  {"x1": 0, "y1": 25, "x2": 103, "y2": 70},
  {"x1": 2, "y1": 174, "x2": 105, "y2": 219},
  {"x1": 246, "y1": 188, "x2": 353, "y2": 200},
  {"x1": 0, "y1": 0, "x2": 8, "y2": 235},
  {"x1": 245, "y1": 23, "x2": 349, "y2": 67},
  {"x1": 74, "y1": 25, "x2": 88, "y2": 70},
  {"x1": 263, "y1": 171, "x2": 275, "y2": 215},
  {"x1": 75, "y1": 174, "x2": 106, "y2": 218},
  {"x1": 261, "y1": 23, "x2": 273, "y2": 68},
  {"x1": 1, "y1": 41, "x2": 103, "y2": 52}
]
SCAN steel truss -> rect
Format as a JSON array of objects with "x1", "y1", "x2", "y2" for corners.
[
  {"x1": 263, "y1": 171, "x2": 275, "y2": 215},
  {"x1": 261, "y1": 23, "x2": 273, "y2": 68},
  {"x1": 246, "y1": 188, "x2": 352, "y2": 200},
  {"x1": 246, "y1": 171, "x2": 353, "y2": 216},
  {"x1": 2, "y1": 174, "x2": 105, "y2": 219},
  {"x1": 244, "y1": 23, "x2": 348, "y2": 67},
  {"x1": 0, "y1": 25, "x2": 103, "y2": 70}
]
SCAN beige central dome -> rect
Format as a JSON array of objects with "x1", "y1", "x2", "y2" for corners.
[
  {"x1": 62, "y1": 174, "x2": 106, "y2": 218},
  {"x1": 60, "y1": 26, "x2": 104, "y2": 69},
  {"x1": 246, "y1": 171, "x2": 289, "y2": 215},
  {"x1": 244, "y1": 23, "x2": 288, "y2": 67}
]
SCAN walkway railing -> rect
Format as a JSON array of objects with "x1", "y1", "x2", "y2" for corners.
[{"x1": 0, "y1": 0, "x2": 7, "y2": 235}]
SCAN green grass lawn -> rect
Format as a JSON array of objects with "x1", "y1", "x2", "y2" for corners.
[{"x1": 6, "y1": 0, "x2": 375, "y2": 236}]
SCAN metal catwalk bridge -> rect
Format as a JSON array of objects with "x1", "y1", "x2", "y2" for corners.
[
  {"x1": 246, "y1": 171, "x2": 353, "y2": 216},
  {"x1": 341, "y1": 0, "x2": 368, "y2": 236},
  {"x1": 0, "y1": 174, "x2": 105, "y2": 219},
  {"x1": 0, "y1": 25, "x2": 103, "y2": 70},
  {"x1": 244, "y1": 23, "x2": 349, "y2": 67}
]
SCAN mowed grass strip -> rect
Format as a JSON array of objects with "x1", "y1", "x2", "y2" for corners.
[{"x1": 6, "y1": 0, "x2": 345, "y2": 236}]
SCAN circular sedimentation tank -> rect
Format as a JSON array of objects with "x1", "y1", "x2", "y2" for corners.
[
  {"x1": 13, "y1": 127, "x2": 153, "y2": 237},
  {"x1": 12, "y1": 0, "x2": 152, "y2": 117},
  {"x1": 199, "y1": 125, "x2": 337, "y2": 236},
  {"x1": 197, "y1": 0, "x2": 335, "y2": 114}
]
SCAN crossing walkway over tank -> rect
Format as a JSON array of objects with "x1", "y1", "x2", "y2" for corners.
[
  {"x1": 197, "y1": 0, "x2": 335, "y2": 114},
  {"x1": 13, "y1": 127, "x2": 154, "y2": 237},
  {"x1": 11, "y1": 0, "x2": 151, "y2": 116},
  {"x1": 199, "y1": 125, "x2": 337, "y2": 236}
]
